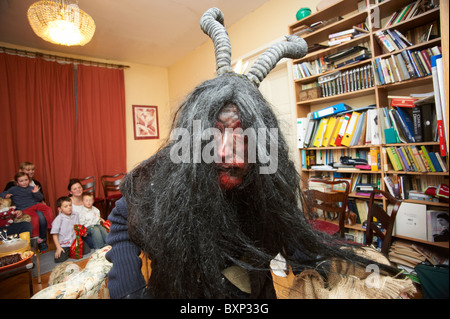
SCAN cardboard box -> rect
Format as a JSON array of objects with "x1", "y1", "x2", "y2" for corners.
[{"x1": 299, "y1": 87, "x2": 321, "y2": 101}]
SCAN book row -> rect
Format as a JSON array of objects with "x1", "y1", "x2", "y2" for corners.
[
  {"x1": 318, "y1": 65, "x2": 374, "y2": 98},
  {"x1": 384, "y1": 0, "x2": 437, "y2": 29},
  {"x1": 373, "y1": 46, "x2": 441, "y2": 85},
  {"x1": 383, "y1": 145, "x2": 448, "y2": 173},
  {"x1": 383, "y1": 174, "x2": 445, "y2": 202}
]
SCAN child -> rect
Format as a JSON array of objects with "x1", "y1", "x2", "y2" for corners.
[
  {"x1": 79, "y1": 192, "x2": 108, "y2": 249},
  {"x1": 0, "y1": 172, "x2": 54, "y2": 251},
  {"x1": 51, "y1": 196, "x2": 90, "y2": 263},
  {"x1": 4, "y1": 162, "x2": 45, "y2": 203}
]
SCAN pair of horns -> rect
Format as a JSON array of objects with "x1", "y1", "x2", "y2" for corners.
[{"x1": 200, "y1": 7, "x2": 308, "y2": 87}]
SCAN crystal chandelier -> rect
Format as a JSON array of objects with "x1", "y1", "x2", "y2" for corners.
[{"x1": 27, "y1": 0, "x2": 95, "y2": 46}]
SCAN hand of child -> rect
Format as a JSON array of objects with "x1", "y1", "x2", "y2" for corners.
[
  {"x1": 13, "y1": 210, "x2": 23, "y2": 218},
  {"x1": 55, "y1": 247, "x2": 65, "y2": 259},
  {"x1": 4, "y1": 193, "x2": 12, "y2": 199},
  {"x1": 100, "y1": 218, "x2": 105, "y2": 223},
  {"x1": 32, "y1": 185, "x2": 40, "y2": 193}
]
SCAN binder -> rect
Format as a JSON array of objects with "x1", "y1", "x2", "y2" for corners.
[
  {"x1": 334, "y1": 113, "x2": 351, "y2": 146},
  {"x1": 341, "y1": 111, "x2": 361, "y2": 146},
  {"x1": 312, "y1": 102, "x2": 351, "y2": 119},
  {"x1": 350, "y1": 112, "x2": 366, "y2": 146},
  {"x1": 303, "y1": 119, "x2": 317, "y2": 147},
  {"x1": 322, "y1": 116, "x2": 338, "y2": 147},
  {"x1": 313, "y1": 118, "x2": 329, "y2": 147},
  {"x1": 329, "y1": 116, "x2": 345, "y2": 146},
  {"x1": 297, "y1": 116, "x2": 308, "y2": 148}
]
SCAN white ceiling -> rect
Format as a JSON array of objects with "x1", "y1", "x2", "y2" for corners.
[{"x1": 0, "y1": 0, "x2": 269, "y2": 67}]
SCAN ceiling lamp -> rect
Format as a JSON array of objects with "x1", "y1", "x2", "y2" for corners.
[{"x1": 27, "y1": 0, "x2": 95, "y2": 46}]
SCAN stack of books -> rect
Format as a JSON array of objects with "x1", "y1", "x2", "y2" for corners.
[
  {"x1": 327, "y1": 27, "x2": 368, "y2": 46},
  {"x1": 324, "y1": 45, "x2": 371, "y2": 69}
]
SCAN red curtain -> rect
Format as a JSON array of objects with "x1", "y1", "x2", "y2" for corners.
[
  {"x1": 0, "y1": 53, "x2": 76, "y2": 211},
  {"x1": 72, "y1": 65, "x2": 126, "y2": 197},
  {"x1": 0, "y1": 53, "x2": 126, "y2": 209}
]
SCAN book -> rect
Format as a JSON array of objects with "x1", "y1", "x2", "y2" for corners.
[
  {"x1": 426, "y1": 210, "x2": 449, "y2": 242},
  {"x1": 397, "y1": 147, "x2": 411, "y2": 171},
  {"x1": 395, "y1": 107, "x2": 415, "y2": 143},
  {"x1": 386, "y1": 147, "x2": 401, "y2": 171},
  {"x1": 389, "y1": 97, "x2": 417, "y2": 107},
  {"x1": 420, "y1": 146, "x2": 435, "y2": 172},
  {"x1": 427, "y1": 152, "x2": 442, "y2": 172},
  {"x1": 435, "y1": 152, "x2": 448, "y2": 172},
  {"x1": 395, "y1": 202, "x2": 427, "y2": 241},
  {"x1": 411, "y1": 106, "x2": 423, "y2": 142},
  {"x1": 431, "y1": 54, "x2": 448, "y2": 156},
  {"x1": 335, "y1": 53, "x2": 371, "y2": 68}
]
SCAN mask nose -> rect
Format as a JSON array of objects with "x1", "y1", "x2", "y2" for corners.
[{"x1": 218, "y1": 130, "x2": 234, "y2": 163}]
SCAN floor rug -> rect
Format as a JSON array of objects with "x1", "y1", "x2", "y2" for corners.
[{"x1": 32, "y1": 249, "x2": 94, "y2": 278}]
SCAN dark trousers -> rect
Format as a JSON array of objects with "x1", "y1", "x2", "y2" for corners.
[{"x1": 54, "y1": 240, "x2": 91, "y2": 263}]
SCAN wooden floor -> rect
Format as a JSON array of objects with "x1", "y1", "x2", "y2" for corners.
[
  {"x1": 0, "y1": 236, "x2": 90, "y2": 299},
  {"x1": 0, "y1": 251, "x2": 89, "y2": 299}
]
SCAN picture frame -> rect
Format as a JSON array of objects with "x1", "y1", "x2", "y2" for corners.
[
  {"x1": 133, "y1": 105, "x2": 159, "y2": 140},
  {"x1": 332, "y1": 177, "x2": 352, "y2": 192}
]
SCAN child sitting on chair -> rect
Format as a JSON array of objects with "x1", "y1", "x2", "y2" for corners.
[
  {"x1": 51, "y1": 196, "x2": 90, "y2": 263},
  {"x1": 0, "y1": 172, "x2": 54, "y2": 252},
  {"x1": 79, "y1": 192, "x2": 108, "y2": 250}
]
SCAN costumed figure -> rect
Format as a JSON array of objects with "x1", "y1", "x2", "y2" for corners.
[{"x1": 106, "y1": 7, "x2": 416, "y2": 299}]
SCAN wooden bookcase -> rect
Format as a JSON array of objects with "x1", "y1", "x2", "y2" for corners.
[{"x1": 289, "y1": 0, "x2": 449, "y2": 249}]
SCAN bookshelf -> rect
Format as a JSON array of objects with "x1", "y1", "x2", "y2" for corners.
[{"x1": 289, "y1": 0, "x2": 449, "y2": 249}]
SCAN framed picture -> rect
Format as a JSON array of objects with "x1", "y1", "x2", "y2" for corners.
[
  {"x1": 133, "y1": 105, "x2": 159, "y2": 140},
  {"x1": 332, "y1": 178, "x2": 352, "y2": 192}
]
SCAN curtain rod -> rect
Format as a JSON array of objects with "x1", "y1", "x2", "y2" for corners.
[{"x1": 0, "y1": 46, "x2": 130, "y2": 69}]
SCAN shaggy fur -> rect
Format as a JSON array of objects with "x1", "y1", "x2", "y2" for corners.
[{"x1": 124, "y1": 74, "x2": 398, "y2": 298}]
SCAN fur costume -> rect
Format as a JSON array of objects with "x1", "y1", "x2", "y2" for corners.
[{"x1": 110, "y1": 8, "x2": 415, "y2": 299}]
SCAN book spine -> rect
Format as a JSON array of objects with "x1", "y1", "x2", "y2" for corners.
[
  {"x1": 420, "y1": 146, "x2": 436, "y2": 172},
  {"x1": 411, "y1": 106, "x2": 423, "y2": 142},
  {"x1": 419, "y1": 149, "x2": 432, "y2": 172}
]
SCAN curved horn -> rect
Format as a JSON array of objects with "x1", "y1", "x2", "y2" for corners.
[
  {"x1": 246, "y1": 35, "x2": 308, "y2": 87},
  {"x1": 200, "y1": 7, "x2": 232, "y2": 75}
]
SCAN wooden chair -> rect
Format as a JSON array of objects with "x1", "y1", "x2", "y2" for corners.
[
  {"x1": 77, "y1": 176, "x2": 105, "y2": 218},
  {"x1": 101, "y1": 173, "x2": 126, "y2": 217},
  {"x1": 366, "y1": 189, "x2": 401, "y2": 255},
  {"x1": 305, "y1": 179, "x2": 350, "y2": 238}
]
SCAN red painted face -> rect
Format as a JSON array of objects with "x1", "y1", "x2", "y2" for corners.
[{"x1": 216, "y1": 104, "x2": 250, "y2": 190}]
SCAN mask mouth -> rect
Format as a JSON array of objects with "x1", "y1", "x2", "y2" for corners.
[{"x1": 216, "y1": 163, "x2": 246, "y2": 175}]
